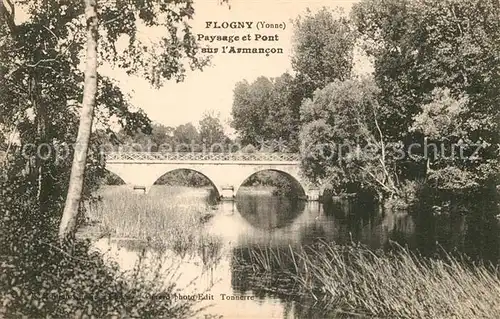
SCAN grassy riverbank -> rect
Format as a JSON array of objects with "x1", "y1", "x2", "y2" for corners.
[
  {"x1": 83, "y1": 185, "x2": 220, "y2": 256},
  {"x1": 1, "y1": 183, "x2": 215, "y2": 318},
  {"x1": 233, "y1": 242, "x2": 500, "y2": 319}
]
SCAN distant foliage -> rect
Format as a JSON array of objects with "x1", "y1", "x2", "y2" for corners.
[
  {"x1": 108, "y1": 114, "x2": 231, "y2": 153},
  {"x1": 242, "y1": 171, "x2": 303, "y2": 198},
  {"x1": 155, "y1": 170, "x2": 212, "y2": 187},
  {"x1": 199, "y1": 111, "x2": 231, "y2": 150},
  {"x1": 292, "y1": 7, "x2": 357, "y2": 94},
  {"x1": 241, "y1": 144, "x2": 257, "y2": 153},
  {"x1": 231, "y1": 74, "x2": 302, "y2": 151}
]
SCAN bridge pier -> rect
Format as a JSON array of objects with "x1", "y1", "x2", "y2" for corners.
[
  {"x1": 220, "y1": 186, "x2": 235, "y2": 201},
  {"x1": 220, "y1": 200, "x2": 236, "y2": 214},
  {"x1": 132, "y1": 185, "x2": 147, "y2": 194},
  {"x1": 306, "y1": 188, "x2": 321, "y2": 201}
]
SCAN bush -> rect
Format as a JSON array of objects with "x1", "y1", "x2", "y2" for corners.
[
  {"x1": 0, "y1": 157, "x2": 207, "y2": 318},
  {"x1": 0, "y1": 236, "x2": 204, "y2": 318}
]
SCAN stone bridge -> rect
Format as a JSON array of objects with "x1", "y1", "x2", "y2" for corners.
[{"x1": 104, "y1": 152, "x2": 320, "y2": 200}]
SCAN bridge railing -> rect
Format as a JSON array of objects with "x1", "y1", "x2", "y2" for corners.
[{"x1": 104, "y1": 152, "x2": 301, "y2": 162}]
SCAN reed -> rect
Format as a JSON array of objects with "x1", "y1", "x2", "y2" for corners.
[
  {"x1": 84, "y1": 185, "x2": 217, "y2": 255},
  {"x1": 235, "y1": 242, "x2": 500, "y2": 319}
]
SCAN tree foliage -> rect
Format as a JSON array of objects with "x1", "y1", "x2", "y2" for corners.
[
  {"x1": 199, "y1": 111, "x2": 230, "y2": 149},
  {"x1": 0, "y1": 0, "x2": 213, "y2": 315},
  {"x1": 299, "y1": 0, "x2": 500, "y2": 202},
  {"x1": 351, "y1": 0, "x2": 500, "y2": 145},
  {"x1": 300, "y1": 77, "x2": 399, "y2": 197},
  {"x1": 231, "y1": 7, "x2": 357, "y2": 153},
  {"x1": 231, "y1": 74, "x2": 302, "y2": 151},
  {"x1": 292, "y1": 7, "x2": 357, "y2": 97},
  {"x1": 231, "y1": 76, "x2": 273, "y2": 147}
]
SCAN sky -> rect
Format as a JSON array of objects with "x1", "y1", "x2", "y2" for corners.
[{"x1": 100, "y1": 0, "x2": 363, "y2": 134}]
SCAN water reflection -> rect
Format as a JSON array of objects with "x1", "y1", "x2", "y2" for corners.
[
  {"x1": 221, "y1": 193, "x2": 421, "y2": 253},
  {"x1": 224, "y1": 190, "x2": 500, "y2": 318},
  {"x1": 95, "y1": 187, "x2": 500, "y2": 318},
  {"x1": 236, "y1": 193, "x2": 305, "y2": 230}
]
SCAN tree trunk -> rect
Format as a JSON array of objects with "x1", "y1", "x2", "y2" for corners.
[
  {"x1": 0, "y1": 0, "x2": 16, "y2": 34},
  {"x1": 32, "y1": 73, "x2": 48, "y2": 216},
  {"x1": 58, "y1": 0, "x2": 98, "y2": 243}
]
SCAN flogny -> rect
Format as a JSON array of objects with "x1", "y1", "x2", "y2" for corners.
[{"x1": 205, "y1": 21, "x2": 254, "y2": 29}]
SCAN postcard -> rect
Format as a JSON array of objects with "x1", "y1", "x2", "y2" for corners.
[{"x1": 1, "y1": 0, "x2": 499, "y2": 318}]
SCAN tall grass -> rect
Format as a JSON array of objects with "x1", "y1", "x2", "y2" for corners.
[
  {"x1": 234, "y1": 242, "x2": 500, "y2": 318},
  {"x1": 84, "y1": 185, "x2": 221, "y2": 259}
]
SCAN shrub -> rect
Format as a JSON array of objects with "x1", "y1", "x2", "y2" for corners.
[
  {"x1": 0, "y1": 161, "x2": 207, "y2": 318},
  {"x1": 0, "y1": 236, "x2": 205, "y2": 318}
]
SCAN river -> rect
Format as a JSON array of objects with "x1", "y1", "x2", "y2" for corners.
[{"x1": 92, "y1": 187, "x2": 500, "y2": 318}]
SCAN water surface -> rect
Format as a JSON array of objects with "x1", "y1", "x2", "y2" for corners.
[{"x1": 95, "y1": 187, "x2": 500, "y2": 318}]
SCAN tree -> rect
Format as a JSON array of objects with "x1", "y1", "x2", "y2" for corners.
[
  {"x1": 231, "y1": 7, "x2": 358, "y2": 152},
  {"x1": 0, "y1": 0, "x2": 145, "y2": 238},
  {"x1": 198, "y1": 111, "x2": 229, "y2": 151},
  {"x1": 410, "y1": 88, "x2": 481, "y2": 190},
  {"x1": 291, "y1": 7, "x2": 357, "y2": 97},
  {"x1": 109, "y1": 123, "x2": 173, "y2": 152},
  {"x1": 56, "y1": 0, "x2": 207, "y2": 241},
  {"x1": 231, "y1": 74, "x2": 303, "y2": 151},
  {"x1": 300, "y1": 77, "x2": 399, "y2": 199},
  {"x1": 264, "y1": 73, "x2": 302, "y2": 151},
  {"x1": 173, "y1": 123, "x2": 200, "y2": 151},
  {"x1": 351, "y1": 0, "x2": 500, "y2": 192},
  {"x1": 59, "y1": 0, "x2": 99, "y2": 242},
  {"x1": 150, "y1": 124, "x2": 174, "y2": 150},
  {"x1": 231, "y1": 76, "x2": 273, "y2": 146},
  {"x1": 0, "y1": 0, "x2": 208, "y2": 241}
]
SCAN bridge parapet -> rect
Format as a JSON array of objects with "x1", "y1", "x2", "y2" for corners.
[{"x1": 105, "y1": 152, "x2": 301, "y2": 163}]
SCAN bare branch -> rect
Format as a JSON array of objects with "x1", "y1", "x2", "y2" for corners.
[
  {"x1": 26, "y1": 58, "x2": 58, "y2": 67},
  {"x1": 42, "y1": 25, "x2": 59, "y2": 42},
  {"x1": 356, "y1": 164, "x2": 394, "y2": 195}
]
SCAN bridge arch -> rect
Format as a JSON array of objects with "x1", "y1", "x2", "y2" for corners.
[
  {"x1": 152, "y1": 168, "x2": 222, "y2": 198},
  {"x1": 233, "y1": 168, "x2": 307, "y2": 198},
  {"x1": 101, "y1": 168, "x2": 127, "y2": 185}
]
